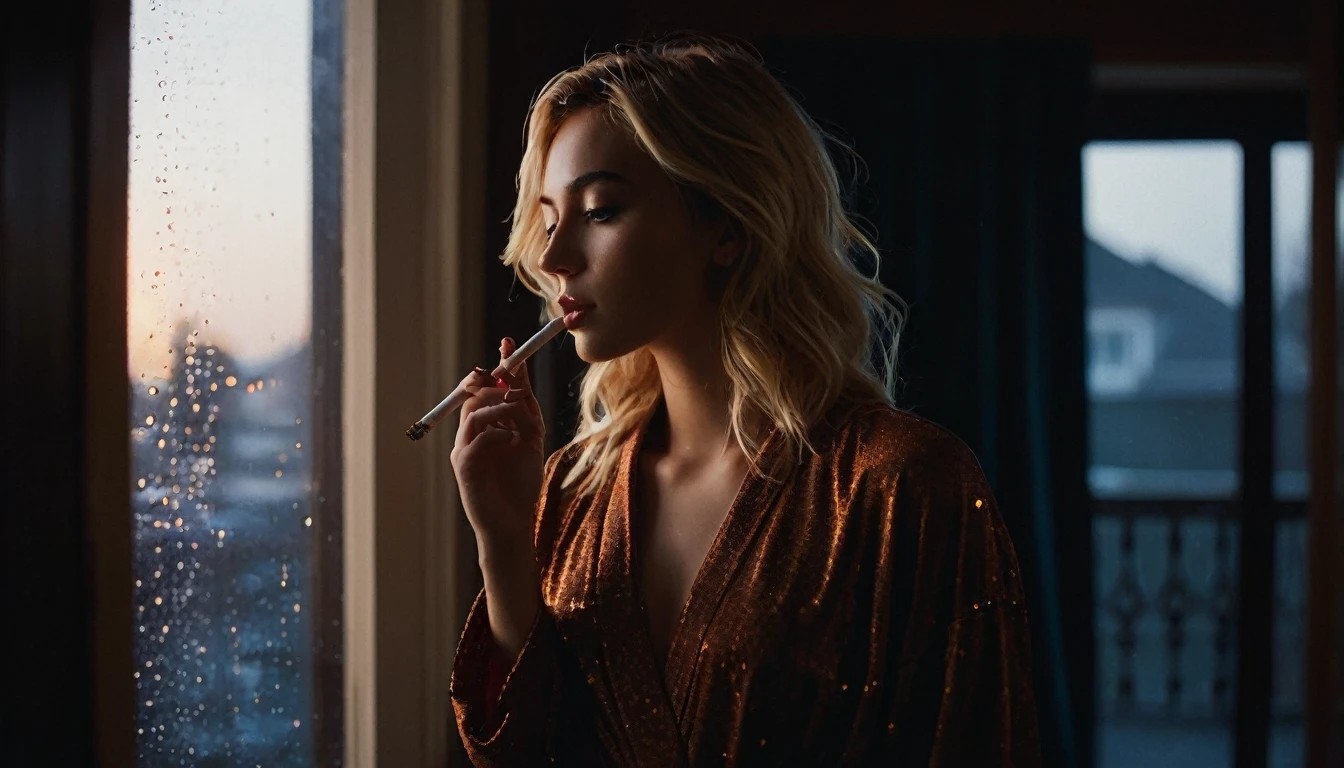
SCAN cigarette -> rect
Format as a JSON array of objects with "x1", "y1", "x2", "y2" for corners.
[{"x1": 405, "y1": 316, "x2": 567, "y2": 441}]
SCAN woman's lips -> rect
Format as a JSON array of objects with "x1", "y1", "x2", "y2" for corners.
[
  {"x1": 563, "y1": 308, "x2": 591, "y2": 330},
  {"x1": 558, "y1": 296, "x2": 595, "y2": 329}
]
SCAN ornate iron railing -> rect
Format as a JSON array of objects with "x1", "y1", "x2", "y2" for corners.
[{"x1": 1094, "y1": 499, "x2": 1308, "y2": 723}]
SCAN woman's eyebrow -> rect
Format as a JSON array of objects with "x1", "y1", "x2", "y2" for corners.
[{"x1": 539, "y1": 169, "x2": 629, "y2": 206}]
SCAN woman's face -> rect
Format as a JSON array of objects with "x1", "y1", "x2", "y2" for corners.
[{"x1": 537, "y1": 107, "x2": 735, "y2": 363}]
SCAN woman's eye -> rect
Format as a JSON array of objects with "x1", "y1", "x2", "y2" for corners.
[
  {"x1": 545, "y1": 207, "x2": 616, "y2": 240},
  {"x1": 585, "y1": 206, "x2": 619, "y2": 222}
]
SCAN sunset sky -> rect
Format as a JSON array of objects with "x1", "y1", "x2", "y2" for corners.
[{"x1": 128, "y1": 0, "x2": 312, "y2": 381}]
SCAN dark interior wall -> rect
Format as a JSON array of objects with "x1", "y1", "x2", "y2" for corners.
[
  {"x1": 483, "y1": 1, "x2": 629, "y2": 447},
  {"x1": 3, "y1": 0, "x2": 134, "y2": 763},
  {"x1": 620, "y1": 0, "x2": 1308, "y2": 64}
]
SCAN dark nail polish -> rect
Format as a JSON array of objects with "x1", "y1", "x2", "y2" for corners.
[{"x1": 472, "y1": 366, "x2": 489, "y2": 376}]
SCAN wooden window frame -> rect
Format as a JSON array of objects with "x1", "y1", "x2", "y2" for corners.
[
  {"x1": 71, "y1": 0, "x2": 487, "y2": 764},
  {"x1": 346, "y1": 0, "x2": 489, "y2": 765}
]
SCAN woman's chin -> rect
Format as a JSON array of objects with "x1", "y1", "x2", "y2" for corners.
[
  {"x1": 571, "y1": 332, "x2": 599, "y2": 363},
  {"x1": 573, "y1": 337, "x2": 611, "y2": 365},
  {"x1": 572, "y1": 331, "x2": 636, "y2": 365}
]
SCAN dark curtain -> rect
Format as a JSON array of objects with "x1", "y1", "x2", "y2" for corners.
[{"x1": 762, "y1": 38, "x2": 1094, "y2": 768}]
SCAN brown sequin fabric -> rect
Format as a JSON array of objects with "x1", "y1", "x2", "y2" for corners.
[{"x1": 451, "y1": 398, "x2": 1041, "y2": 767}]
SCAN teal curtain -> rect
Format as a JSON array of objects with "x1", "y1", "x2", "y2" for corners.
[{"x1": 764, "y1": 37, "x2": 1094, "y2": 768}]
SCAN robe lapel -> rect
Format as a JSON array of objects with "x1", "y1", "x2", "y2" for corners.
[
  {"x1": 597, "y1": 418, "x2": 689, "y2": 766},
  {"x1": 611, "y1": 409, "x2": 797, "y2": 741},
  {"x1": 594, "y1": 397, "x2": 857, "y2": 761},
  {"x1": 655, "y1": 422, "x2": 794, "y2": 732}
]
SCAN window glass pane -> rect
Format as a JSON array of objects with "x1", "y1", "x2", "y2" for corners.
[
  {"x1": 1271, "y1": 142, "x2": 1311, "y2": 502},
  {"x1": 1084, "y1": 142, "x2": 1244, "y2": 501},
  {"x1": 1085, "y1": 141, "x2": 1243, "y2": 768},
  {"x1": 1267, "y1": 141, "x2": 1344, "y2": 768},
  {"x1": 127, "y1": 0, "x2": 340, "y2": 764}
]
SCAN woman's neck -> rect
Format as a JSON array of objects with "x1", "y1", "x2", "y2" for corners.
[
  {"x1": 646, "y1": 372, "x2": 735, "y2": 467},
  {"x1": 644, "y1": 314, "x2": 751, "y2": 467}
]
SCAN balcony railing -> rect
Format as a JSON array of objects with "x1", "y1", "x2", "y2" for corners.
[{"x1": 1094, "y1": 498, "x2": 1308, "y2": 723}]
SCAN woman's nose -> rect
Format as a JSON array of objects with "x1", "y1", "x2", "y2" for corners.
[{"x1": 537, "y1": 226, "x2": 582, "y2": 278}]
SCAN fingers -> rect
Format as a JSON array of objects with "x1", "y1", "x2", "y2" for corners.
[
  {"x1": 460, "y1": 424, "x2": 523, "y2": 456},
  {"x1": 491, "y1": 337, "x2": 542, "y2": 421},
  {"x1": 457, "y1": 398, "x2": 544, "y2": 448},
  {"x1": 459, "y1": 367, "x2": 496, "y2": 394},
  {"x1": 450, "y1": 336, "x2": 547, "y2": 447},
  {"x1": 454, "y1": 385, "x2": 507, "y2": 452},
  {"x1": 492, "y1": 337, "x2": 533, "y2": 391},
  {"x1": 475, "y1": 365, "x2": 508, "y2": 390},
  {"x1": 457, "y1": 370, "x2": 503, "y2": 427}
]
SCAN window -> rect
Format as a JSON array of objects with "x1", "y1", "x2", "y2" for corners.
[
  {"x1": 1084, "y1": 92, "x2": 1316, "y2": 768},
  {"x1": 1268, "y1": 140, "x2": 1344, "y2": 766},
  {"x1": 127, "y1": 0, "x2": 343, "y2": 764},
  {"x1": 1086, "y1": 143, "x2": 1244, "y2": 768},
  {"x1": 1085, "y1": 142, "x2": 1242, "y2": 500},
  {"x1": 1088, "y1": 307, "x2": 1158, "y2": 395},
  {"x1": 1270, "y1": 141, "x2": 1333, "y2": 500}
]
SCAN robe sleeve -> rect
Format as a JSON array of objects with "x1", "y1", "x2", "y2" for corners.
[
  {"x1": 450, "y1": 591, "x2": 612, "y2": 767},
  {"x1": 881, "y1": 435, "x2": 1043, "y2": 767},
  {"x1": 449, "y1": 447, "x2": 614, "y2": 767}
]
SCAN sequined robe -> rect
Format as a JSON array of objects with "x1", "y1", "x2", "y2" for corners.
[{"x1": 450, "y1": 398, "x2": 1041, "y2": 767}]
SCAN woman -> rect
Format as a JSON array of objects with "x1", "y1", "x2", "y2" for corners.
[{"x1": 448, "y1": 36, "x2": 1040, "y2": 767}]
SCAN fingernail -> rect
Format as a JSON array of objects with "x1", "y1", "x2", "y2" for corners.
[{"x1": 472, "y1": 366, "x2": 490, "y2": 376}]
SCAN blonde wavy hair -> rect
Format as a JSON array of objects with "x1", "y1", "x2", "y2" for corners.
[{"x1": 502, "y1": 34, "x2": 906, "y2": 499}]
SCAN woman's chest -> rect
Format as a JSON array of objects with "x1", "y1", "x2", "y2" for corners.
[
  {"x1": 542, "y1": 488, "x2": 885, "y2": 689},
  {"x1": 634, "y1": 463, "x2": 747, "y2": 665}
]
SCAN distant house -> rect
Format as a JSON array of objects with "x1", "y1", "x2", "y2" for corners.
[
  {"x1": 1085, "y1": 238, "x2": 1308, "y2": 498},
  {"x1": 1087, "y1": 238, "x2": 1311, "y2": 725}
]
